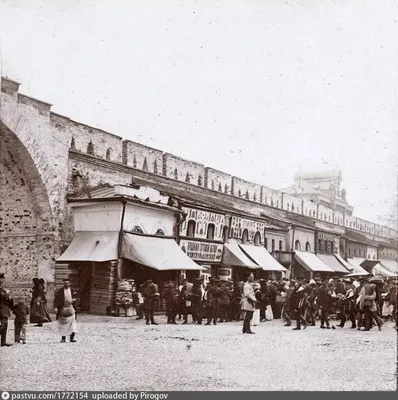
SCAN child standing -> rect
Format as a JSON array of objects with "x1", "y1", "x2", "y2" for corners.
[{"x1": 13, "y1": 300, "x2": 29, "y2": 344}]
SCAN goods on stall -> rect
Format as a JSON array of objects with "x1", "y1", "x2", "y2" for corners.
[{"x1": 116, "y1": 279, "x2": 135, "y2": 316}]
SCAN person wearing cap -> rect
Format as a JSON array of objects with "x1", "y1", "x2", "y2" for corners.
[
  {"x1": 290, "y1": 278, "x2": 308, "y2": 331},
  {"x1": 281, "y1": 280, "x2": 295, "y2": 326},
  {"x1": 54, "y1": 278, "x2": 78, "y2": 343},
  {"x1": 318, "y1": 278, "x2": 335, "y2": 329},
  {"x1": 191, "y1": 278, "x2": 203, "y2": 325},
  {"x1": 141, "y1": 279, "x2": 159, "y2": 325},
  {"x1": 337, "y1": 280, "x2": 356, "y2": 329},
  {"x1": 205, "y1": 278, "x2": 222, "y2": 325},
  {"x1": 360, "y1": 278, "x2": 383, "y2": 331},
  {"x1": 305, "y1": 280, "x2": 317, "y2": 326},
  {"x1": 241, "y1": 273, "x2": 256, "y2": 334},
  {"x1": 163, "y1": 280, "x2": 179, "y2": 324},
  {"x1": 0, "y1": 273, "x2": 13, "y2": 346}
]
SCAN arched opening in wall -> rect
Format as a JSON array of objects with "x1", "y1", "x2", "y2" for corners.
[
  {"x1": 264, "y1": 238, "x2": 268, "y2": 250},
  {"x1": 131, "y1": 226, "x2": 144, "y2": 234},
  {"x1": 305, "y1": 242, "x2": 311, "y2": 252},
  {"x1": 207, "y1": 223, "x2": 215, "y2": 240},
  {"x1": 106, "y1": 148, "x2": 111, "y2": 160},
  {"x1": 223, "y1": 226, "x2": 229, "y2": 242},
  {"x1": 279, "y1": 240, "x2": 283, "y2": 251},
  {"x1": 242, "y1": 229, "x2": 249, "y2": 244},
  {"x1": 155, "y1": 229, "x2": 165, "y2": 236},
  {"x1": 0, "y1": 121, "x2": 54, "y2": 301},
  {"x1": 373, "y1": 254, "x2": 376, "y2": 260},
  {"x1": 254, "y1": 232, "x2": 261, "y2": 246},
  {"x1": 271, "y1": 239, "x2": 275, "y2": 252},
  {"x1": 295, "y1": 240, "x2": 301, "y2": 251},
  {"x1": 187, "y1": 220, "x2": 196, "y2": 238},
  {"x1": 87, "y1": 140, "x2": 94, "y2": 155}
]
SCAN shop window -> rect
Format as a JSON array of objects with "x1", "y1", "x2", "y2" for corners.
[
  {"x1": 207, "y1": 224, "x2": 215, "y2": 240},
  {"x1": 254, "y1": 232, "x2": 261, "y2": 246},
  {"x1": 187, "y1": 220, "x2": 196, "y2": 238},
  {"x1": 242, "y1": 230, "x2": 249, "y2": 244},
  {"x1": 271, "y1": 239, "x2": 275, "y2": 252},
  {"x1": 223, "y1": 226, "x2": 229, "y2": 242},
  {"x1": 294, "y1": 240, "x2": 301, "y2": 251},
  {"x1": 155, "y1": 229, "x2": 165, "y2": 236},
  {"x1": 279, "y1": 240, "x2": 283, "y2": 251},
  {"x1": 305, "y1": 242, "x2": 311, "y2": 252},
  {"x1": 131, "y1": 226, "x2": 143, "y2": 234}
]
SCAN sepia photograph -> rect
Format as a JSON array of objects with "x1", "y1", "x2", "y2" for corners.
[{"x1": 0, "y1": 0, "x2": 397, "y2": 393}]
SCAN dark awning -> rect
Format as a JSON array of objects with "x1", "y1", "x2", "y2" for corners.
[{"x1": 222, "y1": 242, "x2": 260, "y2": 269}]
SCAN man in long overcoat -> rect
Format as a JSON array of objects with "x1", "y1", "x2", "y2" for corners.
[{"x1": 0, "y1": 273, "x2": 13, "y2": 346}]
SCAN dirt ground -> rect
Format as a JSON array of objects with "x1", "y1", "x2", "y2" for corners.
[{"x1": 1, "y1": 315, "x2": 397, "y2": 391}]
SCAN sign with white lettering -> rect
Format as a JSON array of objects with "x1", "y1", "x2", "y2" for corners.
[
  {"x1": 180, "y1": 207, "x2": 227, "y2": 240},
  {"x1": 217, "y1": 267, "x2": 232, "y2": 281},
  {"x1": 180, "y1": 240, "x2": 223, "y2": 263}
]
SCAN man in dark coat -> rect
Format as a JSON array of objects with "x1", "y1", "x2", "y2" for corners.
[
  {"x1": 259, "y1": 280, "x2": 269, "y2": 322},
  {"x1": 318, "y1": 278, "x2": 335, "y2": 329},
  {"x1": 163, "y1": 280, "x2": 179, "y2": 324},
  {"x1": 205, "y1": 279, "x2": 221, "y2": 325},
  {"x1": 191, "y1": 278, "x2": 203, "y2": 324},
  {"x1": 290, "y1": 279, "x2": 308, "y2": 331},
  {"x1": 0, "y1": 273, "x2": 13, "y2": 346},
  {"x1": 141, "y1": 280, "x2": 159, "y2": 325}
]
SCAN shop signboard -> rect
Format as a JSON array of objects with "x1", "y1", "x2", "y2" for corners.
[
  {"x1": 199, "y1": 265, "x2": 211, "y2": 286},
  {"x1": 180, "y1": 239, "x2": 223, "y2": 263},
  {"x1": 217, "y1": 267, "x2": 232, "y2": 281},
  {"x1": 230, "y1": 216, "x2": 267, "y2": 243}
]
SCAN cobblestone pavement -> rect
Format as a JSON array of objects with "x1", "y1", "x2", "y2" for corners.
[{"x1": 1, "y1": 315, "x2": 397, "y2": 391}]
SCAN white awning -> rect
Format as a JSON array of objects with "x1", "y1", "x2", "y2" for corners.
[
  {"x1": 317, "y1": 254, "x2": 350, "y2": 274},
  {"x1": 346, "y1": 258, "x2": 368, "y2": 276},
  {"x1": 335, "y1": 254, "x2": 353, "y2": 272},
  {"x1": 57, "y1": 231, "x2": 119, "y2": 262},
  {"x1": 294, "y1": 251, "x2": 333, "y2": 272},
  {"x1": 122, "y1": 233, "x2": 204, "y2": 271},
  {"x1": 239, "y1": 244, "x2": 286, "y2": 272},
  {"x1": 222, "y1": 242, "x2": 260, "y2": 269},
  {"x1": 379, "y1": 260, "x2": 398, "y2": 275},
  {"x1": 372, "y1": 263, "x2": 397, "y2": 277}
]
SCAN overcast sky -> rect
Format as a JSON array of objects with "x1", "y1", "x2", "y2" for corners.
[{"x1": 1, "y1": 0, "x2": 397, "y2": 224}]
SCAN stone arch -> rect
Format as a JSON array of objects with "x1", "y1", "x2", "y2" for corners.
[{"x1": 0, "y1": 121, "x2": 55, "y2": 301}]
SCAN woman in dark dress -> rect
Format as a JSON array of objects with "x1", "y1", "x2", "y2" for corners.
[{"x1": 30, "y1": 278, "x2": 51, "y2": 326}]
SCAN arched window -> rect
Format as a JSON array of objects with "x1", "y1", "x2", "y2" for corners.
[
  {"x1": 207, "y1": 224, "x2": 215, "y2": 240},
  {"x1": 264, "y1": 238, "x2": 268, "y2": 250},
  {"x1": 131, "y1": 226, "x2": 143, "y2": 234},
  {"x1": 271, "y1": 239, "x2": 275, "y2": 252},
  {"x1": 223, "y1": 226, "x2": 229, "y2": 242},
  {"x1": 254, "y1": 232, "x2": 261, "y2": 246},
  {"x1": 187, "y1": 220, "x2": 196, "y2": 238},
  {"x1": 295, "y1": 240, "x2": 301, "y2": 251},
  {"x1": 354, "y1": 249, "x2": 357, "y2": 257},
  {"x1": 305, "y1": 242, "x2": 311, "y2": 252},
  {"x1": 106, "y1": 148, "x2": 111, "y2": 160},
  {"x1": 279, "y1": 240, "x2": 283, "y2": 251},
  {"x1": 367, "y1": 253, "x2": 370, "y2": 260},
  {"x1": 349, "y1": 248, "x2": 351, "y2": 257},
  {"x1": 155, "y1": 229, "x2": 165, "y2": 236},
  {"x1": 87, "y1": 140, "x2": 94, "y2": 155},
  {"x1": 242, "y1": 229, "x2": 249, "y2": 244},
  {"x1": 373, "y1": 254, "x2": 376, "y2": 260}
]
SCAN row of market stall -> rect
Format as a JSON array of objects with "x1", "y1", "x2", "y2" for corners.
[{"x1": 55, "y1": 184, "x2": 398, "y2": 314}]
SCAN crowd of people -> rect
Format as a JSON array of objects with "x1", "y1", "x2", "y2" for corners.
[
  {"x1": 1, "y1": 271, "x2": 397, "y2": 346},
  {"x1": 133, "y1": 273, "x2": 398, "y2": 334},
  {"x1": 0, "y1": 274, "x2": 77, "y2": 346}
]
